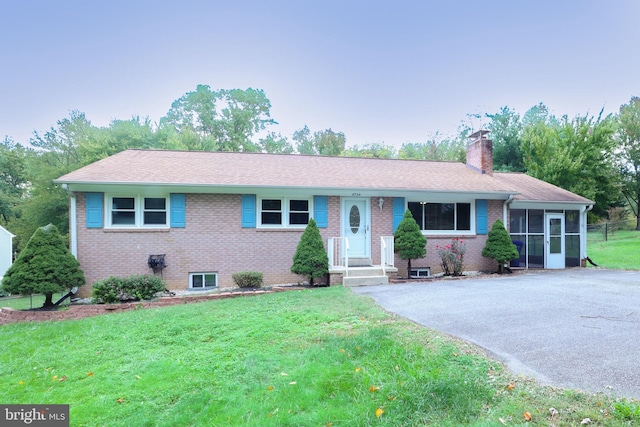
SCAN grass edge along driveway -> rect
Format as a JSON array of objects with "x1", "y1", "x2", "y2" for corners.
[{"x1": 1, "y1": 286, "x2": 637, "y2": 426}]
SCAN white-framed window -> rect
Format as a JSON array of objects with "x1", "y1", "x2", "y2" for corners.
[
  {"x1": 143, "y1": 197, "x2": 167, "y2": 225},
  {"x1": 407, "y1": 201, "x2": 473, "y2": 234},
  {"x1": 107, "y1": 195, "x2": 169, "y2": 228},
  {"x1": 258, "y1": 197, "x2": 311, "y2": 227},
  {"x1": 189, "y1": 272, "x2": 218, "y2": 289}
]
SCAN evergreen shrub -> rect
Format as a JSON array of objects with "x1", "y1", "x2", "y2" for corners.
[
  {"x1": 92, "y1": 274, "x2": 166, "y2": 303},
  {"x1": 232, "y1": 272, "x2": 263, "y2": 288},
  {"x1": 482, "y1": 220, "x2": 519, "y2": 274},
  {"x1": 126, "y1": 274, "x2": 167, "y2": 300},
  {"x1": 394, "y1": 210, "x2": 427, "y2": 277},
  {"x1": 92, "y1": 277, "x2": 124, "y2": 304},
  {"x1": 291, "y1": 219, "x2": 329, "y2": 286},
  {"x1": 1, "y1": 224, "x2": 85, "y2": 307}
]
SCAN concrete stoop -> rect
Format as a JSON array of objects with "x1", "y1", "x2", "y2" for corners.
[{"x1": 341, "y1": 266, "x2": 390, "y2": 287}]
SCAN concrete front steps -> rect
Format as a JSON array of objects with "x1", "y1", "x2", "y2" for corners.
[{"x1": 341, "y1": 266, "x2": 394, "y2": 287}]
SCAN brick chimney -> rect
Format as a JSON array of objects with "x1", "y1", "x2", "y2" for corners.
[{"x1": 466, "y1": 130, "x2": 493, "y2": 175}]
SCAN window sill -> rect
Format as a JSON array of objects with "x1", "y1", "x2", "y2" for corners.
[
  {"x1": 103, "y1": 227, "x2": 171, "y2": 233},
  {"x1": 256, "y1": 227, "x2": 306, "y2": 232},
  {"x1": 423, "y1": 233, "x2": 478, "y2": 238}
]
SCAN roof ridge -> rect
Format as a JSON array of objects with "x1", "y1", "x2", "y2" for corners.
[{"x1": 118, "y1": 148, "x2": 462, "y2": 164}]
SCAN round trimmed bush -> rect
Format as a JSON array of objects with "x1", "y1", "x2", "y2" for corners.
[{"x1": 92, "y1": 274, "x2": 167, "y2": 303}]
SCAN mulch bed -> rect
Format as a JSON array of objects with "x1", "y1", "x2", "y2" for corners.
[
  {"x1": 0, "y1": 270, "x2": 535, "y2": 325},
  {"x1": 0, "y1": 286, "x2": 304, "y2": 325}
]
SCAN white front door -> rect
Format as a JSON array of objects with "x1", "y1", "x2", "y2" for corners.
[
  {"x1": 545, "y1": 214, "x2": 565, "y2": 269},
  {"x1": 342, "y1": 198, "x2": 370, "y2": 258}
]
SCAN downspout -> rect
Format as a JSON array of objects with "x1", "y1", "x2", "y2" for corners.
[
  {"x1": 503, "y1": 194, "x2": 515, "y2": 225},
  {"x1": 61, "y1": 184, "x2": 78, "y2": 258},
  {"x1": 582, "y1": 204, "x2": 594, "y2": 265}
]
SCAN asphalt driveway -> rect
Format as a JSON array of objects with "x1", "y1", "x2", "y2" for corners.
[{"x1": 352, "y1": 269, "x2": 640, "y2": 399}]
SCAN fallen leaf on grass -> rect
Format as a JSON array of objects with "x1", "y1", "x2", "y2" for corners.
[
  {"x1": 524, "y1": 411, "x2": 532, "y2": 421},
  {"x1": 87, "y1": 372, "x2": 93, "y2": 377},
  {"x1": 19, "y1": 381, "x2": 25, "y2": 385},
  {"x1": 375, "y1": 408, "x2": 384, "y2": 418},
  {"x1": 388, "y1": 395, "x2": 396, "y2": 401},
  {"x1": 58, "y1": 376, "x2": 67, "y2": 382},
  {"x1": 499, "y1": 418, "x2": 506, "y2": 425},
  {"x1": 268, "y1": 386, "x2": 274, "y2": 391},
  {"x1": 116, "y1": 398, "x2": 125, "y2": 404},
  {"x1": 51, "y1": 375, "x2": 58, "y2": 381},
  {"x1": 355, "y1": 367, "x2": 361, "y2": 373},
  {"x1": 369, "y1": 386, "x2": 380, "y2": 392},
  {"x1": 506, "y1": 383, "x2": 515, "y2": 391}
]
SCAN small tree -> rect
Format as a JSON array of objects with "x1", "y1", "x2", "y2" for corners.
[
  {"x1": 1, "y1": 224, "x2": 85, "y2": 307},
  {"x1": 291, "y1": 218, "x2": 329, "y2": 286},
  {"x1": 482, "y1": 219, "x2": 519, "y2": 274},
  {"x1": 394, "y1": 210, "x2": 427, "y2": 277}
]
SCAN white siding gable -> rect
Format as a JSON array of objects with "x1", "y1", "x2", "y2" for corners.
[{"x1": 0, "y1": 225, "x2": 15, "y2": 282}]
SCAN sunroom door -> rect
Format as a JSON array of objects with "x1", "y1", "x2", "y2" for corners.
[{"x1": 545, "y1": 214, "x2": 565, "y2": 269}]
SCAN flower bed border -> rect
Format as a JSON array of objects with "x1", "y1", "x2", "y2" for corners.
[{"x1": 0, "y1": 286, "x2": 304, "y2": 325}]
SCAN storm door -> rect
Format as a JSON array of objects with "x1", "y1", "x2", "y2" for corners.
[{"x1": 545, "y1": 214, "x2": 565, "y2": 269}]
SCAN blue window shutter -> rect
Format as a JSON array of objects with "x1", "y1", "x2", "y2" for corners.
[
  {"x1": 241, "y1": 195, "x2": 256, "y2": 228},
  {"x1": 392, "y1": 197, "x2": 405, "y2": 232},
  {"x1": 314, "y1": 196, "x2": 328, "y2": 228},
  {"x1": 170, "y1": 194, "x2": 186, "y2": 228},
  {"x1": 476, "y1": 199, "x2": 488, "y2": 234},
  {"x1": 85, "y1": 192, "x2": 103, "y2": 228}
]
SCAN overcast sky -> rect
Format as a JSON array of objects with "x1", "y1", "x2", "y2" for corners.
[{"x1": 1, "y1": 0, "x2": 639, "y2": 148}]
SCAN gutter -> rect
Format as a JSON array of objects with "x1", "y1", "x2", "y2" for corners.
[{"x1": 61, "y1": 184, "x2": 78, "y2": 258}]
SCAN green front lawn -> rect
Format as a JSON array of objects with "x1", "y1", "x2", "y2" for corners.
[
  {"x1": 1, "y1": 287, "x2": 636, "y2": 426},
  {"x1": 588, "y1": 230, "x2": 640, "y2": 270}
]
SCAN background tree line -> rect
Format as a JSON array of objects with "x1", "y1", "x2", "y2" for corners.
[{"x1": 1, "y1": 84, "x2": 639, "y2": 252}]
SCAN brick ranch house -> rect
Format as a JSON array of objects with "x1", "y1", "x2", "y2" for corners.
[{"x1": 55, "y1": 131, "x2": 593, "y2": 297}]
